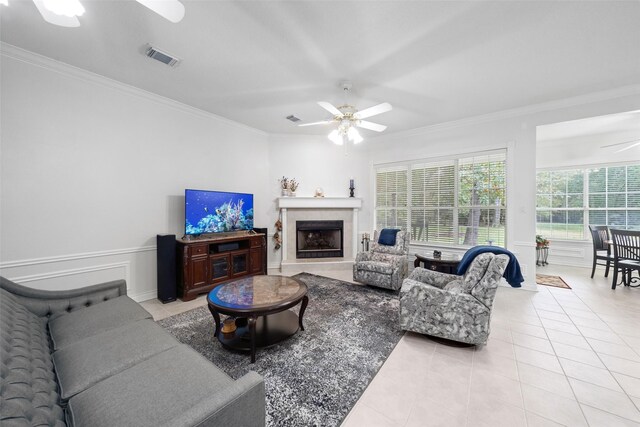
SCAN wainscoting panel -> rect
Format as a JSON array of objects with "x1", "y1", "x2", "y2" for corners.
[
  {"x1": 1, "y1": 246, "x2": 157, "y2": 302},
  {"x1": 545, "y1": 241, "x2": 592, "y2": 268}
]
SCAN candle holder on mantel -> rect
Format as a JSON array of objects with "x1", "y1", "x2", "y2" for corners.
[{"x1": 349, "y1": 179, "x2": 355, "y2": 198}]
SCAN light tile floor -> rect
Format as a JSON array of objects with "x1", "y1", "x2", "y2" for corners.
[{"x1": 140, "y1": 265, "x2": 640, "y2": 427}]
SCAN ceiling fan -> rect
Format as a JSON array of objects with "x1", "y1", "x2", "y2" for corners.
[
  {"x1": 11, "y1": 0, "x2": 185, "y2": 28},
  {"x1": 601, "y1": 139, "x2": 640, "y2": 153},
  {"x1": 299, "y1": 82, "x2": 392, "y2": 145}
]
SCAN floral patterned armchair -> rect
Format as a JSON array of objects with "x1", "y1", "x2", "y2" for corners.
[
  {"x1": 352, "y1": 230, "x2": 410, "y2": 291},
  {"x1": 399, "y1": 252, "x2": 509, "y2": 345}
]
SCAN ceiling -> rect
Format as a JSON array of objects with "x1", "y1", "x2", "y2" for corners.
[
  {"x1": 538, "y1": 110, "x2": 640, "y2": 142},
  {"x1": 2, "y1": 1, "x2": 640, "y2": 136}
]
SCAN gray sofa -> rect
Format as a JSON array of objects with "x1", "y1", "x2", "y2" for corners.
[{"x1": 0, "y1": 276, "x2": 265, "y2": 427}]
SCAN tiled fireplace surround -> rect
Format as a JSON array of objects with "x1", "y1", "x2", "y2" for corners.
[{"x1": 277, "y1": 197, "x2": 362, "y2": 274}]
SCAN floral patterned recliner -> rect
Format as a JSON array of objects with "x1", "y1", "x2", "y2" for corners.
[
  {"x1": 353, "y1": 230, "x2": 410, "y2": 291},
  {"x1": 399, "y1": 252, "x2": 509, "y2": 345}
]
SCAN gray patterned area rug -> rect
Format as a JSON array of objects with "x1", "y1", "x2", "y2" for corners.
[{"x1": 157, "y1": 272, "x2": 403, "y2": 427}]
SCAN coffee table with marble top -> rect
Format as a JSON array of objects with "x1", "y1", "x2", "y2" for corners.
[{"x1": 207, "y1": 275, "x2": 309, "y2": 363}]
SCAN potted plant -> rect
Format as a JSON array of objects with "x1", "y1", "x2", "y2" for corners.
[
  {"x1": 279, "y1": 176, "x2": 290, "y2": 197},
  {"x1": 279, "y1": 176, "x2": 300, "y2": 196},
  {"x1": 289, "y1": 178, "x2": 299, "y2": 197},
  {"x1": 536, "y1": 235, "x2": 550, "y2": 248}
]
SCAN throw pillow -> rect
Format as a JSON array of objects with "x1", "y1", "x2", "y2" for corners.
[{"x1": 378, "y1": 228, "x2": 401, "y2": 246}]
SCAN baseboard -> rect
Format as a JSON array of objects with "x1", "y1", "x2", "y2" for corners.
[{"x1": 130, "y1": 290, "x2": 157, "y2": 302}]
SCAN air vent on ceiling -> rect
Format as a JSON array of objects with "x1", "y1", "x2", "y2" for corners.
[
  {"x1": 286, "y1": 115, "x2": 301, "y2": 122},
  {"x1": 145, "y1": 45, "x2": 180, "y2": 67}
]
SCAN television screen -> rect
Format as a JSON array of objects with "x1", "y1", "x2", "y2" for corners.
[{"x1": 185, "y1": 189, "x2": 254, "y2": 235}]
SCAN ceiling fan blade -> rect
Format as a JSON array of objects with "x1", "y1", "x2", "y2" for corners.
[
  {"x1": 615, "y1": 142, "x2": 640, "y2": 153},
  {"x1": 136, "y1": 0, "x2": 185, "y2": 23},
  {"x1": 318, "y1": 102, "x2": 343, "y2": 118},
  {"x1": 353, "y1": 102, "x2": 392, "y2": 120},
  {"x1": 601, "y1": 138, "x2": 640, "y2": 148},
  {"x1": 357, "y1": 120, "x2": 387, "y2": 132},
  {"x1": 33, "y1": 0, "x2": 80, "y2": 27},
  {"x1": 298, "y1": 120, "x2": 333, "y2": 127}
]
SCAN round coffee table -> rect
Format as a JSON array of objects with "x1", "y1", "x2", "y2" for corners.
[{"x1": 207, "y1": 275, "x2": 308, "y2": 363}]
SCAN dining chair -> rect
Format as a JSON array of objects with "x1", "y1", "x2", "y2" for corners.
[
  {"x1": 610, "y1": 228, "x2": 640, "y2": 289},
  {"x1": 589, "y1": 225, "x2": 613, "y2": 278}
]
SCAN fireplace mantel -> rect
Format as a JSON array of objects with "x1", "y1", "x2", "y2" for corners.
[
  {"x1": 277, "y1": 197, "x2": 361, "y2": 273},
  {"x1": 277, "y1": 197, "x2": 362, "y2": 209}
]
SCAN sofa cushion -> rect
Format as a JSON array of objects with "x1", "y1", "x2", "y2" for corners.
[
  {"x1": 370, "y1": 252, "x2": 401, "y2": 264},
  {"x1": 48, "y1": 295, "x2": 152, "y2": 350},
  {"x1": 0, "y1": 289, "x2": 66, "y2": 427},
  {"x1": 67, "y1": 345, "x2": 236, "y2": 427},
  {"x1": 53, "y1": 319, "x2": 179, "y2": 401},
  {"x1": 356, "y1": 260, "x2": 393, "y2": 275}
]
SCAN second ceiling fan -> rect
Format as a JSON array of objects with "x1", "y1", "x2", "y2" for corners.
[{"x1": 299, "y1": 82, "x2": 392, "y2": 145}]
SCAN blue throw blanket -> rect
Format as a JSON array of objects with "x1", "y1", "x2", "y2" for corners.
[{"x1": 456, "y1": 246, "x2": 524, "y2": 288}]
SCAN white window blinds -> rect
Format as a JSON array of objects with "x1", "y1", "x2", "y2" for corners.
[
  {"x1": 375, "y1": 150, "x2": 507, "y2": 247},
  {"x1": 375, "y1": 166, "x2": 408, "y2": 230}
]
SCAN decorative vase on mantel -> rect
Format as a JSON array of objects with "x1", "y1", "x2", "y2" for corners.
[
  {"x1": 290, "y1": 191, "x2": 296, "y2": 197},
  {"x1": 281, "y1": 188, "x2": 291, "y2": 197}
]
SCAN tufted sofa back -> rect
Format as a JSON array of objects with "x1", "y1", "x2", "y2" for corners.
[
  {"x1": 0, "y1": 276, "x2": 125, "y2": 320},
  {"x1": 0, "y1": 289, "x2": 66, "y2": 426}
]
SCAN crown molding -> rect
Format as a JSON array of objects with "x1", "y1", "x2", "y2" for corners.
[
  {"x1": 0, "y1": 42, "x2": 268, "y2": 137},
  {"x1": 369, "y1": 84, "x2": 640, "y2": 142}
]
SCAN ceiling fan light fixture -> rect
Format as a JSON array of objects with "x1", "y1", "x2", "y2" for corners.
[
  {"x1": 43, "y1": 0, "x2": 84, "y2": 17},
  {"x1": 348, "y1": 126, "x2": 363, "y2": 144},
  {"x1": 328, "y1": 130, "x2": 343, "y2": 145},
  {"x1": 33, "y1": 0, "x2": 80, "y2": 26}
]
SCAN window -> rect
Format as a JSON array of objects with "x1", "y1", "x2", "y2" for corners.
[
  {"x1": 375, "y1": 151, "x2": 507, "y2": 247},
  {"x1": 536, "y1": 163, "x2": 640, "y2": 240},
  {"x1": 411, "y1": 160, "x2": 455, "y2": 244},
  {"x1": 375, "y1": 167, "x2": 408, "y2": 230},
  {"x1": 536, "y1": 169, "x2": 584, "y2": 239},
  {"x1": 457, "y1": 154, "x2": 506, "y2": 246}
]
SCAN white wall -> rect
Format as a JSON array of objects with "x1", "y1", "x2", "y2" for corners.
[
  {"x1": 0, "y1": 46, "x2": 270, "y2": 300},
  {"x1": 266, "y1": 134, "x2": 370, "y2": 268},
  {"x1": 366, "y1": 88, "x2": 640, "y2": 289}
]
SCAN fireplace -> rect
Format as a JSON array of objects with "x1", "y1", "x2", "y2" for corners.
[{"x1": 296, "y1": 220, "x2": 344, "y2": 259}]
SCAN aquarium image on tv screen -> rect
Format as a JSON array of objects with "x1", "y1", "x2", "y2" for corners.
[{"x1": 185, "y1": 189, "x2": 254, "y2": 235}]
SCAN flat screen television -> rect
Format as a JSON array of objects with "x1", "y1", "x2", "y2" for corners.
[{"x1": 185, "y1": 189, "x2": 254, "y2": 235}]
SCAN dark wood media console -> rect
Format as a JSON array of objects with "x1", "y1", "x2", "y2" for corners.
[{"x1": 177, "y1": 232, "x2": 267, "y2": 301}]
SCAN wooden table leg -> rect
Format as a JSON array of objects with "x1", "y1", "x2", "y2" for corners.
[
  {"x1": 207, "y1": 305, "x2": 221, "y2": 338},
  {"x1": 299, "y1": 295, "x2": 309, "y2": 331},
  {"x1": 249, "y1": 315, "x2": 257, "y2": 363}
]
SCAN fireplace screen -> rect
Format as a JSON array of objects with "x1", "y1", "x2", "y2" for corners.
[{"x1": 296, "y1": 220, "x2": 344, "y2": 259}]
